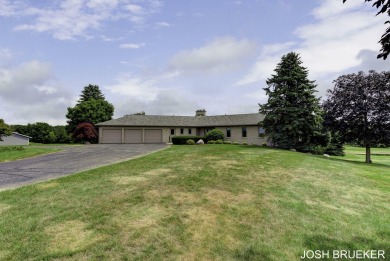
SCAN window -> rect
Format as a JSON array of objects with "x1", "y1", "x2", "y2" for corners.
[
  {"x1": 226, "y1": 128, "x2": 231, "y2": 138},
  {"x1": 180, "y1": 128, "x2": 184, "y2": 134},
  {"x1": 258, "y1": 127, "x2": 265, "y2": 137},
  {"x1": 170, "y1": 129, "x2": 175, "y2": 135},
  {"x1": 242, "y1": 127, "x2": 247, "y2": 138},
  {"x1": 188, "y1": 128, "x2": 192, "y2": 135}
]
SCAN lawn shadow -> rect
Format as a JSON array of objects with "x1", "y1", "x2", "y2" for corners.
[{"x1": 322, "y1": 156, "x2": 390, "y2": 169}]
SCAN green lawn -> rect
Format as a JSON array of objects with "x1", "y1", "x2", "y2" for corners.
[
  {"x1": 0, "y1": 147, "x2": 60, "y2": 162},
  {"x1": 0, "y1": 145, "x2": 388, "y2": 260},
  {"x1": 343, "y1": 145, "x2": 390, "y2": 166}
]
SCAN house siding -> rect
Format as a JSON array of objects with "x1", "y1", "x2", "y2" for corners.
[
  {"x1": 215, "y1": 126, "x2": 266, "y2": 145},
  {"x1": 0, "y1": 133, "x2": 30, "y2": 146}
]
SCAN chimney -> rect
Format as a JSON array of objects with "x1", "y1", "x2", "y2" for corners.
[{"x1": 195, "y1": 109, "x2": 206, "y2": 116}]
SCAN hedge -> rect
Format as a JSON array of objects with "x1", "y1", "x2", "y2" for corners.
[
  {"x1": 171, "y1": 136, "x2": 205, "y2": 145},
  {"x1": 0, "y1": 146, "x2": 25, "y2": 152}
]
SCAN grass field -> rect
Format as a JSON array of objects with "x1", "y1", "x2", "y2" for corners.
[
  {"x1": 0, "y1": 147, "x2": 60, "y2": 163},
  {"x1": 0, "y1": 145, "x2": 389, "y2": 260}
]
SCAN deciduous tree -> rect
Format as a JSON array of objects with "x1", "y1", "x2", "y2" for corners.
[
  {"x1": 259, "y1": 52, "x2": 325, "y2": 151},
  {"x1": 0, "y1": 119, "x2": 12, "y2": 141},
  {"x1": 323, "y1": 70, "x2": 390, "y2": 163},
  {"x1": 26, "y1": 122, "x2": 56, "y2": 144},
  {"x1": 66, "y1": 99, "x2": 114, "y2": 133}
]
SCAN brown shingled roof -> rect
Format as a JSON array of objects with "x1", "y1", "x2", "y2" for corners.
[{"x1": 96, "y1": 113, "x2": 264, "y2": 127}]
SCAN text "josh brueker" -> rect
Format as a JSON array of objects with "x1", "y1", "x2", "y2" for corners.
[{"x1": 300, "y1": 250, "x2": 385, "y2": 259}]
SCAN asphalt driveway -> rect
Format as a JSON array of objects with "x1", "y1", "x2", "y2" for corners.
[{"x1": 0, "y1": 144, "x2": 168, "y2": 190}]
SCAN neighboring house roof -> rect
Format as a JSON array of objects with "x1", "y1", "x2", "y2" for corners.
[
  {"x1": 96, "y1": 113, "x2": 264, "y2": 127},
  {"x1": 11, "y1": 132, "x2": 32, "y2": 139}
]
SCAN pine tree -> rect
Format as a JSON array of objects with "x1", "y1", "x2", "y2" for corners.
[
  {"x1": 78, "y1": 84, "x2": 105, "y2": 103},
  {"x1": 259, "y1": 52, "x2": 324, "y2": 150}
]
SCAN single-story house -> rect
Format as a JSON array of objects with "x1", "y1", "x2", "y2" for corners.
[
  {"x1": 0, "y1": 132, "x2": 32, "y2": 146},
  {"x1": 96, "y1": 110, "x2": 266, "y2": 145}
]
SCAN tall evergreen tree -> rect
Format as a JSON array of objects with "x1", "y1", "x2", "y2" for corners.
[
  {"x1": 78, "y1": 84, "x2": 105, "y2": 103},
  {"x1": 259, "y1": 52, "x2": 324, "y2": 150}
]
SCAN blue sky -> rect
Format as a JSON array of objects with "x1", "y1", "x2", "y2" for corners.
[{"x1": 0, "y1": 0, "x2": 388, "y2": 125}]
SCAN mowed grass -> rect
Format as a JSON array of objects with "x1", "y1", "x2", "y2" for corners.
[
  {"x1": 0, "y1": 145, "x2": 389, "y2": 260},
  {"x1": 343, "y1": 145, "x2": 390, "y2": 165},
  {"x1": 0, "y1": 147, "x2": 60, "y2": 162}
]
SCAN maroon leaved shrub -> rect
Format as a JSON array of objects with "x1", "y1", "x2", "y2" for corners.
[{"x1": 73, "y1": 122, "x2": 98, "y2": 143}]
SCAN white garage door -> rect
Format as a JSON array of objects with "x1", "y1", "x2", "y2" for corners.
[
  {"x1": 124, "y1": 129, "x2": 142, "y2": 143},
  {"x1": 102, "y1": 129, "x2": 122, "y2": 143},
  {"x1": 144, "y1": 129, "x2": 162, "y2": 143}
]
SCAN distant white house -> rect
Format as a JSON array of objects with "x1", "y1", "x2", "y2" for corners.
[{"x1": 0, "y1": 132, "x2": 31, "y2": 146}]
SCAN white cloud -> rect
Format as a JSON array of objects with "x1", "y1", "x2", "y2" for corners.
[
  {"x1": 105, "y1": 72, "x2": 201, "y2": 117},
  {"x1": 101, "y1": 35, "x2": 124, "y2": 42},
  {"x1": 86, "y1": 0, "x2": 119, "y2": 10},
  {"x1": 155, "y1": 21, "x2": 170, "y2": 28},
  {"x1": 235, "y1": 55, "x2": 280, "y2": 86},
  {"x1": 113, "y1": 90, "x2": 200, "y2": 118},
  {"x1": 125, "y1": 4, "x2": 144, "y2": 14},
  {"x1": 355, "y1": 49, "x2": 389, "y2": 72},
  {"x1": 236, "y1": 0, "x2": 388, "y2": 92},
  {"x1": 0, "y1": 0, "x2": 22, "y2": 16},
  {"x1": 170, "y1": 36, "x2": 257, "y2": 75},
  {"x1": 119, "y1": 43, "x2": 145, "y2": 49},
  {"x1": 4, "y1": 0, "x2": 164, "y2": 40},
  {"x1": 311, "y1": 0, "x2": 364, "y2": 19},
  {"x1": 0, "y1": 60, "x2": 73, "y2": 124},
  {"x1": 106, "y1": 74, "x2": 158, "y2": 101}
]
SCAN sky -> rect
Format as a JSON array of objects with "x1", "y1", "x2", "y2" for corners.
[{"x1": 0, "y1": 0, "x2": 389, "y2": 125}]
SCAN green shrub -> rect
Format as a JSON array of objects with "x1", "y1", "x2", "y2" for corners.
[
  {"x1": 224, "y1": 141, "x2": 232, "y2": 144},
  {"x1": 324, "y1": 144, "x2": 345, "y2": 156},
  {"x1": 171, "y1": 136, "x2": 204, "y2": 145},
  {"x1": 205, "y1": 129, "x2": 224, "y2": 142},
  {"x1": 186, "y1": 139, "x2": 195, "y2": 145},
  {"x1": 0, "y1": 146, "x2": 25, "y2": 152},
  {"x1": 215, "y1": 139, "x2": 223, "y2": 144},
  {"x1": 207, "y1": 140, "x2": 216, "y2": 144},
  {"x1": 262, "y1": 142, "x2": 268, "y2": 147},
  {"x1": 296, "y1": 145, "x2": 327, "y2": 155},
  {"x1": 311, "y1": 145, "x2": 325, "y2": 155},
  {"x1": 232, "y1": 141, "x2": 239, "y2": 145},
  {"x1": 242, "y1": 142, "x2": 248, "y2": 145}
]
